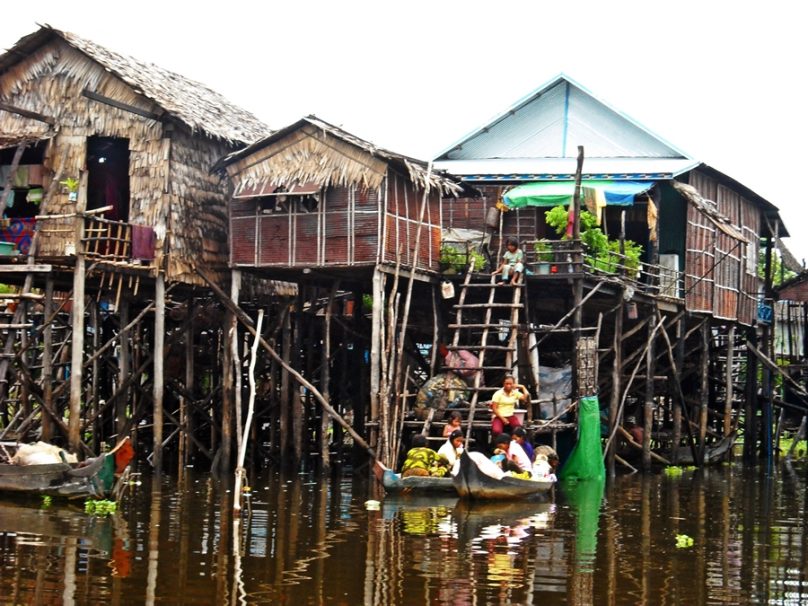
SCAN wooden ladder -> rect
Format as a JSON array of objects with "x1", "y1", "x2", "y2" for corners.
[{"x1": 447, "y1": 272, "x2": 526, "y2": 441}]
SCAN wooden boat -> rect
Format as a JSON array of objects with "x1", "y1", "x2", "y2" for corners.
[
  {"x1": 373, "y1": 459, "x2": 456, "y2": 495},
  {"x1": 453, "y1": 451, "x2": 554, "y2": 500},
  {"x1": 671, "y1": 432, "x2": 737, "y2": 465},
  {"x1": 0, "y1": 439, "x2": 129, "y2": 500}
]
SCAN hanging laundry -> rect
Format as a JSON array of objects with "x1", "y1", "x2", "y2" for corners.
[{"x1": 647, "y1": 196, "x2": 658, "y2": 242}]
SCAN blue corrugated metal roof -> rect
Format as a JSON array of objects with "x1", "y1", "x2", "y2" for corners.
[{"x1": 434, "y1": 74, "x2": 694, "y2": 163}]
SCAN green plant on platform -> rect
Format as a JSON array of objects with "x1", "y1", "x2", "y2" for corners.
[
  {"x1": 675, "y1": 534, "x2": 694, "y2": 548},
  {"x1": 533, "y1": 239, "x2": 554, "y2": 262},
  {"x1": 85, "y1": 499, "x2": 117, "y2": 517},
  {"x1": 41, "y1": 495, "x2": 52, "y2": 509},
  {"x1": 440, "y1": 245, "x2": 485, "y2": 272},
  {"x1": 544, "y1": 205, "x2": 643, "y2": 275}
]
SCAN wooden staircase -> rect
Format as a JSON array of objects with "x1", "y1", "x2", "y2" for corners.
[{"x1": 446, "y1": 271, "x2": 527, "y2": 441}]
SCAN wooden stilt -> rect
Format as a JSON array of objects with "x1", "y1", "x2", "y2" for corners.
[
  {"x1": 671, "y1": 317, "x2": 685, "y2": 464},
  {"x1": 68, "y1": 260, "x2": 86, "y2": 452},
  {"x1": 152, "y1": 274, "x2": 165, "y2": 471},
  {"x1": 321, "y1": 283, "x2": 338, "y2": 471},
  {"x1": 179, "y1": 303, "x2": 194, "y2": 470},
  {"x1": 642, "y1": 312, "x2": 656, "y2": 471},
  {"x1": 280, "y1": 309, "x2": 291, "y2": 461},
  {"x1": 724, "y1": 324, "x2": 735, "y2": 437},
  {"x1": 221, "y1": 303, "x2": 234, "y2": 472},
  {"x1": 231, "y1": 271, "x2": 243, "y2": 457},
  {"x1": 41, "y1": 276, "x2": 55, "y2": 442},
  {"x1": 369, "y1": 268, "x2": 384, "y2": 450},
  {"x1": 698, "y1": 321, "x2": 710, "y2": 463},
  {"x1": 607, "y1": 293, "x2": 624, "y2": 477},
  {"x1": 116, "y1": 299, "x2": 130, "y2": 439},
  {"x1": 292, "y1": 288, "x2": 304, "y2": 464},
  {"x1": 90, "y1": 302, "x2": 99, "y2": 451}
]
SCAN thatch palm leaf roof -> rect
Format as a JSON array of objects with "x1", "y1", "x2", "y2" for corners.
[{"x1": 0, "y1": 25, "x2": 269, "y2": 145}]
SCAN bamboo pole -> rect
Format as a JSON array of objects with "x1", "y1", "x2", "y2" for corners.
[
  {"x1": 642, "y1": 313, "x2": 656, "y2": 471},
  {"x1": 292, "y1": 288, "x2": 304, "y2": 464},
  {"x1": 698, "y1": 321, "x2": 710, "y2": 462},
  {"x1": 607, "y1": 293, "x2": 624, "y2": 477},
  {"x1": 234, "y1": 310, "x2": 264, "y2": 513},
  {"x1": 280, "y1": 309, "x2": 291, "y2": 460},
  {"x1": 152, "y1": 274, "x2": 165, "y2": 470},
  {"x1": 671, "y1": 317, "x2": 684, "y2": 464},
  {"x1": 231, "y1": 271, "x2": 243, "y2": 455},
  {"x1": 68, "y1": 171, "x2": 88, "y2": 454},
  {"x1": 41, "y1": 276, "x2": 55, "y2": 442},
  {"x1": 321, "y1": 283, "x2": 339, "y2": 470},
  {"x1": 724, "y1": 324, "x2": 735, "y2": 437},
  {"x1": 369, "y1": 268, "x2": 385, "y2": 450}
]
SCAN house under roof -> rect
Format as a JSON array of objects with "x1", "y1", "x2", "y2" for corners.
[{"x1": 0, "y1": 24, "x2": 269, "y2": 145}]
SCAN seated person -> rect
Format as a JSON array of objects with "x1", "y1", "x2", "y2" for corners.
[
  {"x1": 512, "y1": 427, "x2": 534, "y2": 463},
  {"x1": 442, "y1": 411, "x2": 463, "y2": 438},
  {"x1": 507, "y1": 431, "x2": 533, "y2": 473},
  {"x1": 491, "y1": 434, "x2": 530, "y2": 479},
  {"x1": 437, "y1": 429, "x2": 465, "y2": 467},
  {"x1": 533, "y1": 445, "x2": 560, "y2": 481},
  {"x1": 401, "y1": 434, "x2": 449, "y2": 477}
]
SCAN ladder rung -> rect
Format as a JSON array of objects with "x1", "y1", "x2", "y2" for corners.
[
  {"x1": 462, "y1": 282, "x2": 524, "y2": 288},
  {"x1": 447, "y1": 345, "x2": 515, "y2": 351},
  {"x1": 448, "y1": 323, "x2": 519, "y2": 329},
  {"x1": 453, "y1": 303, "x2": 524, "y2": 309},
  {"x1": 442, "y1": 365, "x2": 511, "y2": 372}
]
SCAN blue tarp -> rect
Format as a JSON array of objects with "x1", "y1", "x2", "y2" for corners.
[{"x1": 502, "y1": 180, "x2": 655, "y2": 209}]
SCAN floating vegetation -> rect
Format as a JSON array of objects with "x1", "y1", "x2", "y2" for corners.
[
  {"x1": 85, "y1": 499, "x2": 117, "y2": 517},
  {"x1": 41, "y1": 495, "x2": 52, "y2": 509},
  {"x1": 675, "y1": 534, "x2": 694, "y2": 548}
]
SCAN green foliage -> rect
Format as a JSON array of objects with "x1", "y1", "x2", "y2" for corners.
[
  {"x1": 362, "y1": 293, "x2": 373, "y2": 314},
  {"x1": 84, "y1": 499, "x2": 117, "y2": 517},
  {"x1": 440, "y1": 245, "x2": 486, "y2": 272},
  {"x1": 41, "y1": 495, "x2": 52, "y2": 509},
  {"x1": 533, "y1": 239, "x2": 554, "y2": 262},
  {"x1": 0, "y1": 283, "x2": 15, "y2": 294},
  {"x1": 59, "y1": 177, "x2": 79, "y2": 193},
  {"x1": 757, "y1": 247, "x2": 796, "y2": 286},
  {"x1": 544, "y1": 205, "x2": 643, "y2": 275}
]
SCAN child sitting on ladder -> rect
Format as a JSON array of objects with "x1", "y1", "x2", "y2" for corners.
[{"x1": 495, "y1": 238, "x2": 524, "y2": 285}]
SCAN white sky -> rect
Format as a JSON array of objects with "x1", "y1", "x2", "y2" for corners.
[{"x1": 4, "y1": 1, "x2": 807, "y2": 262}]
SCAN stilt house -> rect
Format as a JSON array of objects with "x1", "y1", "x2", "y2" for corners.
[
  {"x1": 0, "y1": 26, "x2": 269, "y2": 465},
  {"x1": 433, "y1": 74, "x2": 795, "y2": 470}
]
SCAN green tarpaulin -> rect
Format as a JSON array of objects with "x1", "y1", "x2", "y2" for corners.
[{"x1": 502, "y1": 180, "x2": 655, "y2": 209}]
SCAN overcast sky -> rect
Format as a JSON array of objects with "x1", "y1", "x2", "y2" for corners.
[{"x1": 3, "y1": 1, "x2": 807, "y2": 262}]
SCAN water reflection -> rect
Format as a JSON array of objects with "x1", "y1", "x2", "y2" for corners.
[{"x1": 1, "y1": 465, "x2": 808, "y2": 604}]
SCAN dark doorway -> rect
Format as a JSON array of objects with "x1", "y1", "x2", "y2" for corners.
[{"x1": 87, "y1": 137, "x2": 130, "y2": 222}]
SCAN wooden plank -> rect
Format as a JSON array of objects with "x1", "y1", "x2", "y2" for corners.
[
  {"x1": 81, "y1": 89, "x2": 162, "y2": 121},
  {"x1": 0, "y1": 265, "x2": 54, "y2": 273},
  {"x1": 0, "y1": 101, "x2": 56, "y2": 124}
]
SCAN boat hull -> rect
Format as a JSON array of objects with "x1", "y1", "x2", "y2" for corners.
[
  {"x1": 373, "y1": 460, "x2": 456, "y2": 495},
  {"x1": 453, "y1": 452, "x2": 554, "y2": 500},
  {"x1": 0, "y1": 454, "x2": 114, "y2": 499}
]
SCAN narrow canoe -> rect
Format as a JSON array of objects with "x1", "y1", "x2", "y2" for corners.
[
  {"x1": 373, "y1": 460, "x2": 456, "y2": 495},
  {"x1": 0, "y1": 452, "x2": 116, "y2": 499},
  {"x1": 453, "y1": 451, "x2": 554, "y2": 500}
]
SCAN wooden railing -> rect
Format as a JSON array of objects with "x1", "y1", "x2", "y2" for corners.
[{"x1": 82, "y1": 216, "x2": 132, "y2": 262}]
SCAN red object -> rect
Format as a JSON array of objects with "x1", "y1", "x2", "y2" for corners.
[{"x1": 114, "y1": 439, "x2": 135, "y2": 474}]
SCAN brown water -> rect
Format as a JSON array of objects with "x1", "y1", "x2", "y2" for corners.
[{"x1": 2, "y1": 463, "x2": 808, "y2": 605}]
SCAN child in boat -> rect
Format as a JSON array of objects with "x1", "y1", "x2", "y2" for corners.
[
  {"x1": 401, "y1": 434, "x2": 449, "y2": 477},
  {"x1": 512, "y1": 427, "x2": 534, "y2": 462},
  {"x1": 437, "y1": 429, "x2": 465, "y2": 467},
  {"x1": 507, "y1": 430, "x2": 533, "y2": 473},
  {"x1": 495, "y1": 238, "x2": 524, "y2": 285},
  {"x1": 442, "y1": 411, "x2": 463, "y2": 438},
  {"x1": 491, "y1": 434, "x2": 530, "y2": 479}
]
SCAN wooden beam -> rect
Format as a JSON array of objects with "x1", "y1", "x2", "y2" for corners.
[
  {"x1": 152, "y1": 275, "x2": 165, "y2": 470},
  {"x1": 0, "y1": 264, "x2": 53, "y2": 273},
  {"x1": 0, "y1": 101, "x2": 56, "y2": 125},
  {"x1": 81, "y1": 89, "x2": 162, "y2": 121},
  {"x1": 68, "y1": 172, "x2": 88, "y2": 454}
]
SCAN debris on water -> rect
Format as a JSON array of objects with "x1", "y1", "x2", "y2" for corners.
[{"x1": 675, "y1": 534, "x2": 694, "y2": 548}]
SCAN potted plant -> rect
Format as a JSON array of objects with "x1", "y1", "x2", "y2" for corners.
[
  {"x1": 60, "y1": 177, "x2": 79, "y2": 202},
  {"x1": 533, "y1": 239, "x2": 554, "y2": 274}
]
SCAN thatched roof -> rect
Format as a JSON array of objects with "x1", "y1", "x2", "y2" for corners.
[
  {"x1": 0, "y1": 25, "x2": 269, "y2": 145},
  {"x1": 221, "y1": 115, "x2": 462, "y2": 196}
]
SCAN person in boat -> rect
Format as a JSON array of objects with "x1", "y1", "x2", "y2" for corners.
[
  {"x1": 495, "y1": 237, "x2": 524, "y2": 285},
  {"x1": 512, "y1": 427, "x2": 534, "y2": 463},
  {"x1": 437, "y1": 429, "x2": 465, "y2": 467},
  {"x1": 491, "y1": 375, "x2": 528, "y2": 435},
  {"x1": 491, "y1": 433, "x2": 530, "y2": 478},
  {"x1": 507, "y1": 430, "x2": 533, "y2": 473},
  {"x1": 442, "y1": 411, "x2": 463, "y2": 438},
  {"x1": 401, "y1": 434, "x2": 450, "y2": 477},
  {"x1": 532, "y1": 444, "x2": 560, "y2": 481}
]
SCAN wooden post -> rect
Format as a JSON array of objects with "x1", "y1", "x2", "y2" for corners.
[
  {"x1": 369, "y1": 268, "x2": 385, "y2": 449},
  {"x1": 607, "y1": 293, "x2": 624, "y2": 477},
  {"x1": 41, "y1": 276, "x2": 55, "y2": 442},
  {"x1": 221, "y1": 301, "x2": 234, "y2": 472},
  {"x1": 321, "y1": 283, "x2": 338, "y2": 471},
  {"x1": 671, "y1": 317, "x2": 685, "y2": 464},
  {"x1": 571, "y1": 147, "x2": 584, "y2": 403},
  {"x1": 642, "y1": 313, "x2": 656, "y2": 471},
  {"x1": 724, "y1": 324, "x2": 735, "y2": 437},
  {"x1": 231, "y1": 272, "x2": 243, "y2": 453},
  {"x1": 280, "y1": 309, "x2": 291, "y2": 461},
  {"x1": 292, "y1": 288, "x2": 304, "y2": 464},
  {"x1": 68, "y1": 172, "x2": 88, "y2": 454},
  {"x1": 117, "y1": 299, "x2": 130, "y2": 439},
  {"x1": 743, "y1": 326, "x2": 758, "y2": 462},
  {"x1": 698, "y1": 320, "x2": 710, "y2": 463},
  {"x1": 152, "y1": 275, "x2": 166, "y2": 470},
  {"x1": 90, "y1": 302, "x2": 99, "y2": 451},
  {"x1": 179, "y1": 302, "x2": 193, "y2": 471}
]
